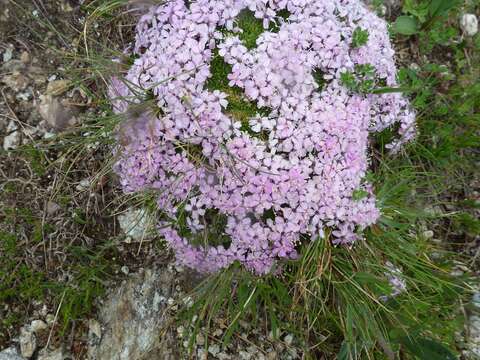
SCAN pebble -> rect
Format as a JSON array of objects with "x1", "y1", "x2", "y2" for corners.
[
  {"x1": 2, "y1": 47, "x2": 13, "y2": 63},
  {"x1": 284, "y1": 334, "x2": 294, "y2": 346},
  {"x1": 460, "y1": 14, "x2": 478, "y2": 36},
  {"x1": 19, "y1": 326, "x2": 36, "y2": 358},
  {"x1": 30, "y1": 319, "x2": 47, "y2": 333},
  {"x1": 37, "y1": 347, "x2": 63, "y2": 360},
  {"x1": 422, "y1": 230, "x2": 434, "y2": 239},
  {"x1": 208, "y1": 344, "x2": 220, "y2": 356},
  {"x1": 239, "y1": 350, "x2": 251, "y2": 360},
  {"x1": 46, "y1": 80, "x2": 70, "y2": 96},
  {"x1": 213, "y1": 329, "x2": 223, "y2": 337},
  {"x1": 117, "y1": 208, "x2": 151, "y2": 241},
  {"x1": 89, "y1": 319, "x2": 102, "y2": 340},
  {"x1": 3, "y1": 121, "x2": 21, "y2": 151},
  {"x1": 46, "y1": 201, "x2": 61, "y2": 215},
  {"x1": 75, "y1": 178, "x2": 90, "y2": 191},
  {"x1": 121, "y1": 266, "x2": 129, "y2": 275},
  {"x1": 196, "y1": 333, "x2": 205, "y2": 346},
  {"x1": 0, "y1": 347, "x2": 24, "y2": 360},
  {"x1": 20, "y1": 51, "x2": 30, "y2": 64}
]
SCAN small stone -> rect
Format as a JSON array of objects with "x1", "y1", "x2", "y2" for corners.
[
  {"x1": 196, "y1": 333, "x2": 205, "y2": 346},
  {"x1": 89, "y1": 319, "x2": 102, "y2": 340},
  {"x1": 197, "y1": 348, "x2": 208, "y2": 360},
  {"x1": 460, "y1": 14, "x2": 478, "y2": 36},
  {"x1": 284, "y1": 334, "x2": 294, "y2": 346},
  {"x1": 37, "y1": 347, "x2": 63, "y2": 360},
  {"x1": 208, "y1": 344, "x2": 220, "y2": 356},
  {"x1": 38, "y1": 95, "x2": 77, "y2": 131},
  {"x1": 120, "y1": 266, "x2": 129, "y2": 275},
  {"x1": 176, "y1": 326, "x2": 185, "y2": 337},
  {"x1": 46, "y1": 201, "x2": 61, "y2": 215},
  {"x1": 46, "y1": 80, "x2": 70, "y2": 96},
  {"x1": 2, "y1": 47, "x2": 13, "y2": 63},
  {"x1": 473, "y1": 293, "x2": 480, "y2": 309},
  {"x1": 3, "y1": 121, "x2": 21, "y2": 150},
  {"x1": 2, "y1": 73, "x2": 29, "y2": 91},
  {"x1": 20, "y1": 52, "x2": 30, "y2": 64},
  {"x1": 217, "y1": 352, "x2": 231, "y2": 360},
  {"x1": 0, "y1": 347, "x2": 24, "y2": 360},
  {"x1": 450, "y1": 269, "x2": 464, "y2": 277},
  {"x1": 19, "y1": 326, "x2": 36, "y2": 358},
  {"x1": 239, "y1": 350, "x2": 251, "y2": 360},
  {"x1": 30, "y1": 320, "x2": 48, "y2": 333},
  {"x1": 422, "y1": 230, "x2": 434, "y2": 239},
  {"x1": 76, "y1": 179, "x2": 90, "y2": 191},
  {"x1": 45, "y1": 314, "x2": 55, "y2": 325},
  {"x1": 213, "y1": 329, "x2": 223, "y2": 337},
  {"x1": 118, "y1": 208, "x2": 151, "y2": 241},
  {"x1": 266, "y1": 351, "x2": 278, "y2": 360},
  {"x1": 43, "y1": 132, "x2": 55, "y2": 139}
]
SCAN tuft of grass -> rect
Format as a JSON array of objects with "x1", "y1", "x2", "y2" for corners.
[{"x1": 236, "y1": 9, "x2": 265, "y2": 49}]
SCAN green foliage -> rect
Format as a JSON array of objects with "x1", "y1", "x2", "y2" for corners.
[
  {"x1": 340, "y1": 64, "x2": 378, "y2": 93},
  {"x1": 392, "y1": 0, "x2": 460, "y2": 36},
  {"x1": 236, "y1": 9, "x2": 264, "y2": 49},
  {"x1": 351, "y1": 27, "x2": 369, "y2": 48}
]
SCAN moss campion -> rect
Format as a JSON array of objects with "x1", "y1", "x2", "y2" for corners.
[{"x1": 109, "y1": 0, "x2": 416, "y2": 274}]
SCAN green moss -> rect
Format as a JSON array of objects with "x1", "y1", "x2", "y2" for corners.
[
  {"x1": 206, "y1": 50, "x2": 270, "y2": 135},
  {"x1": 312, "y1": 68, "x2": 326, "y2": 92},
  {"x1": 237, "y1": 9, "x2": 265, "y2": 49}
]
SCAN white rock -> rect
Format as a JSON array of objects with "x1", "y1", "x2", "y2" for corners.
[
  {"x1": 284, "y1": 334, "x2": 294, "y2": 346},
  {"x1": 422, "y1": 230, "x2": 434, "y2": 239},
  {"x1": 2, "y1": 47, "x2": 13, "y2": 63},
  {"x1": 89, "y1": 319, "x2": 102, "y2": 340},
  {"x1": 207, "y1": 342, "x2": 220, "y2": 355},
  {"x1": 120, "y1": 266, "x2": 129, "y2": 275},
  {"x1": 76, "y1": 178, "x2": 90, "y2": 191},
  {"x1": 36, "y1": 348, "x2": 63, "y2": 360},
  {"x1": 45, "y1": 314, "x2": 55, "y2": 325},
  {"x1": 196, "y1": 333, "x2": 205, "y2": 346},
  {"x1": 3, "y1": 121, "x2": 20, "y2": 150},
  {"x1": 239, "y1": 350, "x2": 252, "y2": 360},
  {"x1": 30, "y1": 320, "x2": 48, "y2": 333},
  {"x1": 118, "y1": 208, "x2": 151, "y2": 241},
  {"x1": 0, "y1": 347, "x2": 24, "y2": 360},
  {"x1": 38, "y1": 95, "x2": 77, "y2": 131},
  {"x1": 19, "y1": 327, "x2": 36, "y2": 358},
  {"x1": 473, "y1": 292, "x2": 480, "y2": 309},
  {"x1": 88, "y1": 269, "x2": 178, "y2": 360},
  {"x1": 460, "y1": 14, "x2": 478, "y2": 36}
]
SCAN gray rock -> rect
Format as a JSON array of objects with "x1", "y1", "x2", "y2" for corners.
[
  {"x1": 2, "y1": 46, "x2": 13, "y2": 63},
  {"x1": 19, "y1": 326, "x2": 36, "y2": 358},
  {"x1": 88, "y1": 268, "x2": 179, "y2": 360},
  {"x1": 0, "y1": 347, "x2": 25, "y2": 360},
  {"x1": 460, "y1": 14, "x2": 478, "y2": 36},
  {"x1": 38, "y1": 95, "x2": 77, "y2": 131},
  {"x1": 3, "y1": 121, "x2": 21, "y2": 151},
  {"x1": 36, "y1": 348, "x2": 64, "y2": 360},
  {"x1": 118, "y1": 208, "x2": 152, "y2": 241},
  {"x1": 29, "y1": 320, "x2": 47, "y2": 334}
]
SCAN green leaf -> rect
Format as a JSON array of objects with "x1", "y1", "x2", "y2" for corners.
[
  {"x1": 392, "y1": 16, "x2": 419, "y2": 35},
  {"x1": 428, "y1": 0, "x2": 459, "y2": 18},
  {"x1": 403, "y1": 0, "x2": 429, "y2": 23},
  {"x1": 352, "y1": 189, "x2": 369, "y2": 201},
  {"x1": 399, "y1": 336, "x2": 456, "y2": 360},
  {"x1": 351, "y1": 27, "x2": 369, "y2": 48}
]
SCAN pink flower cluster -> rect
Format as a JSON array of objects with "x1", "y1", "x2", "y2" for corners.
[{"x1": 110, "y1": 0, "x2": 415, "y2": 273}]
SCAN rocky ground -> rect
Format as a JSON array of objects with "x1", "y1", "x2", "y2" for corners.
[{"x1": 0, "y1": 0, "x2": 479, "y2": 359}]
